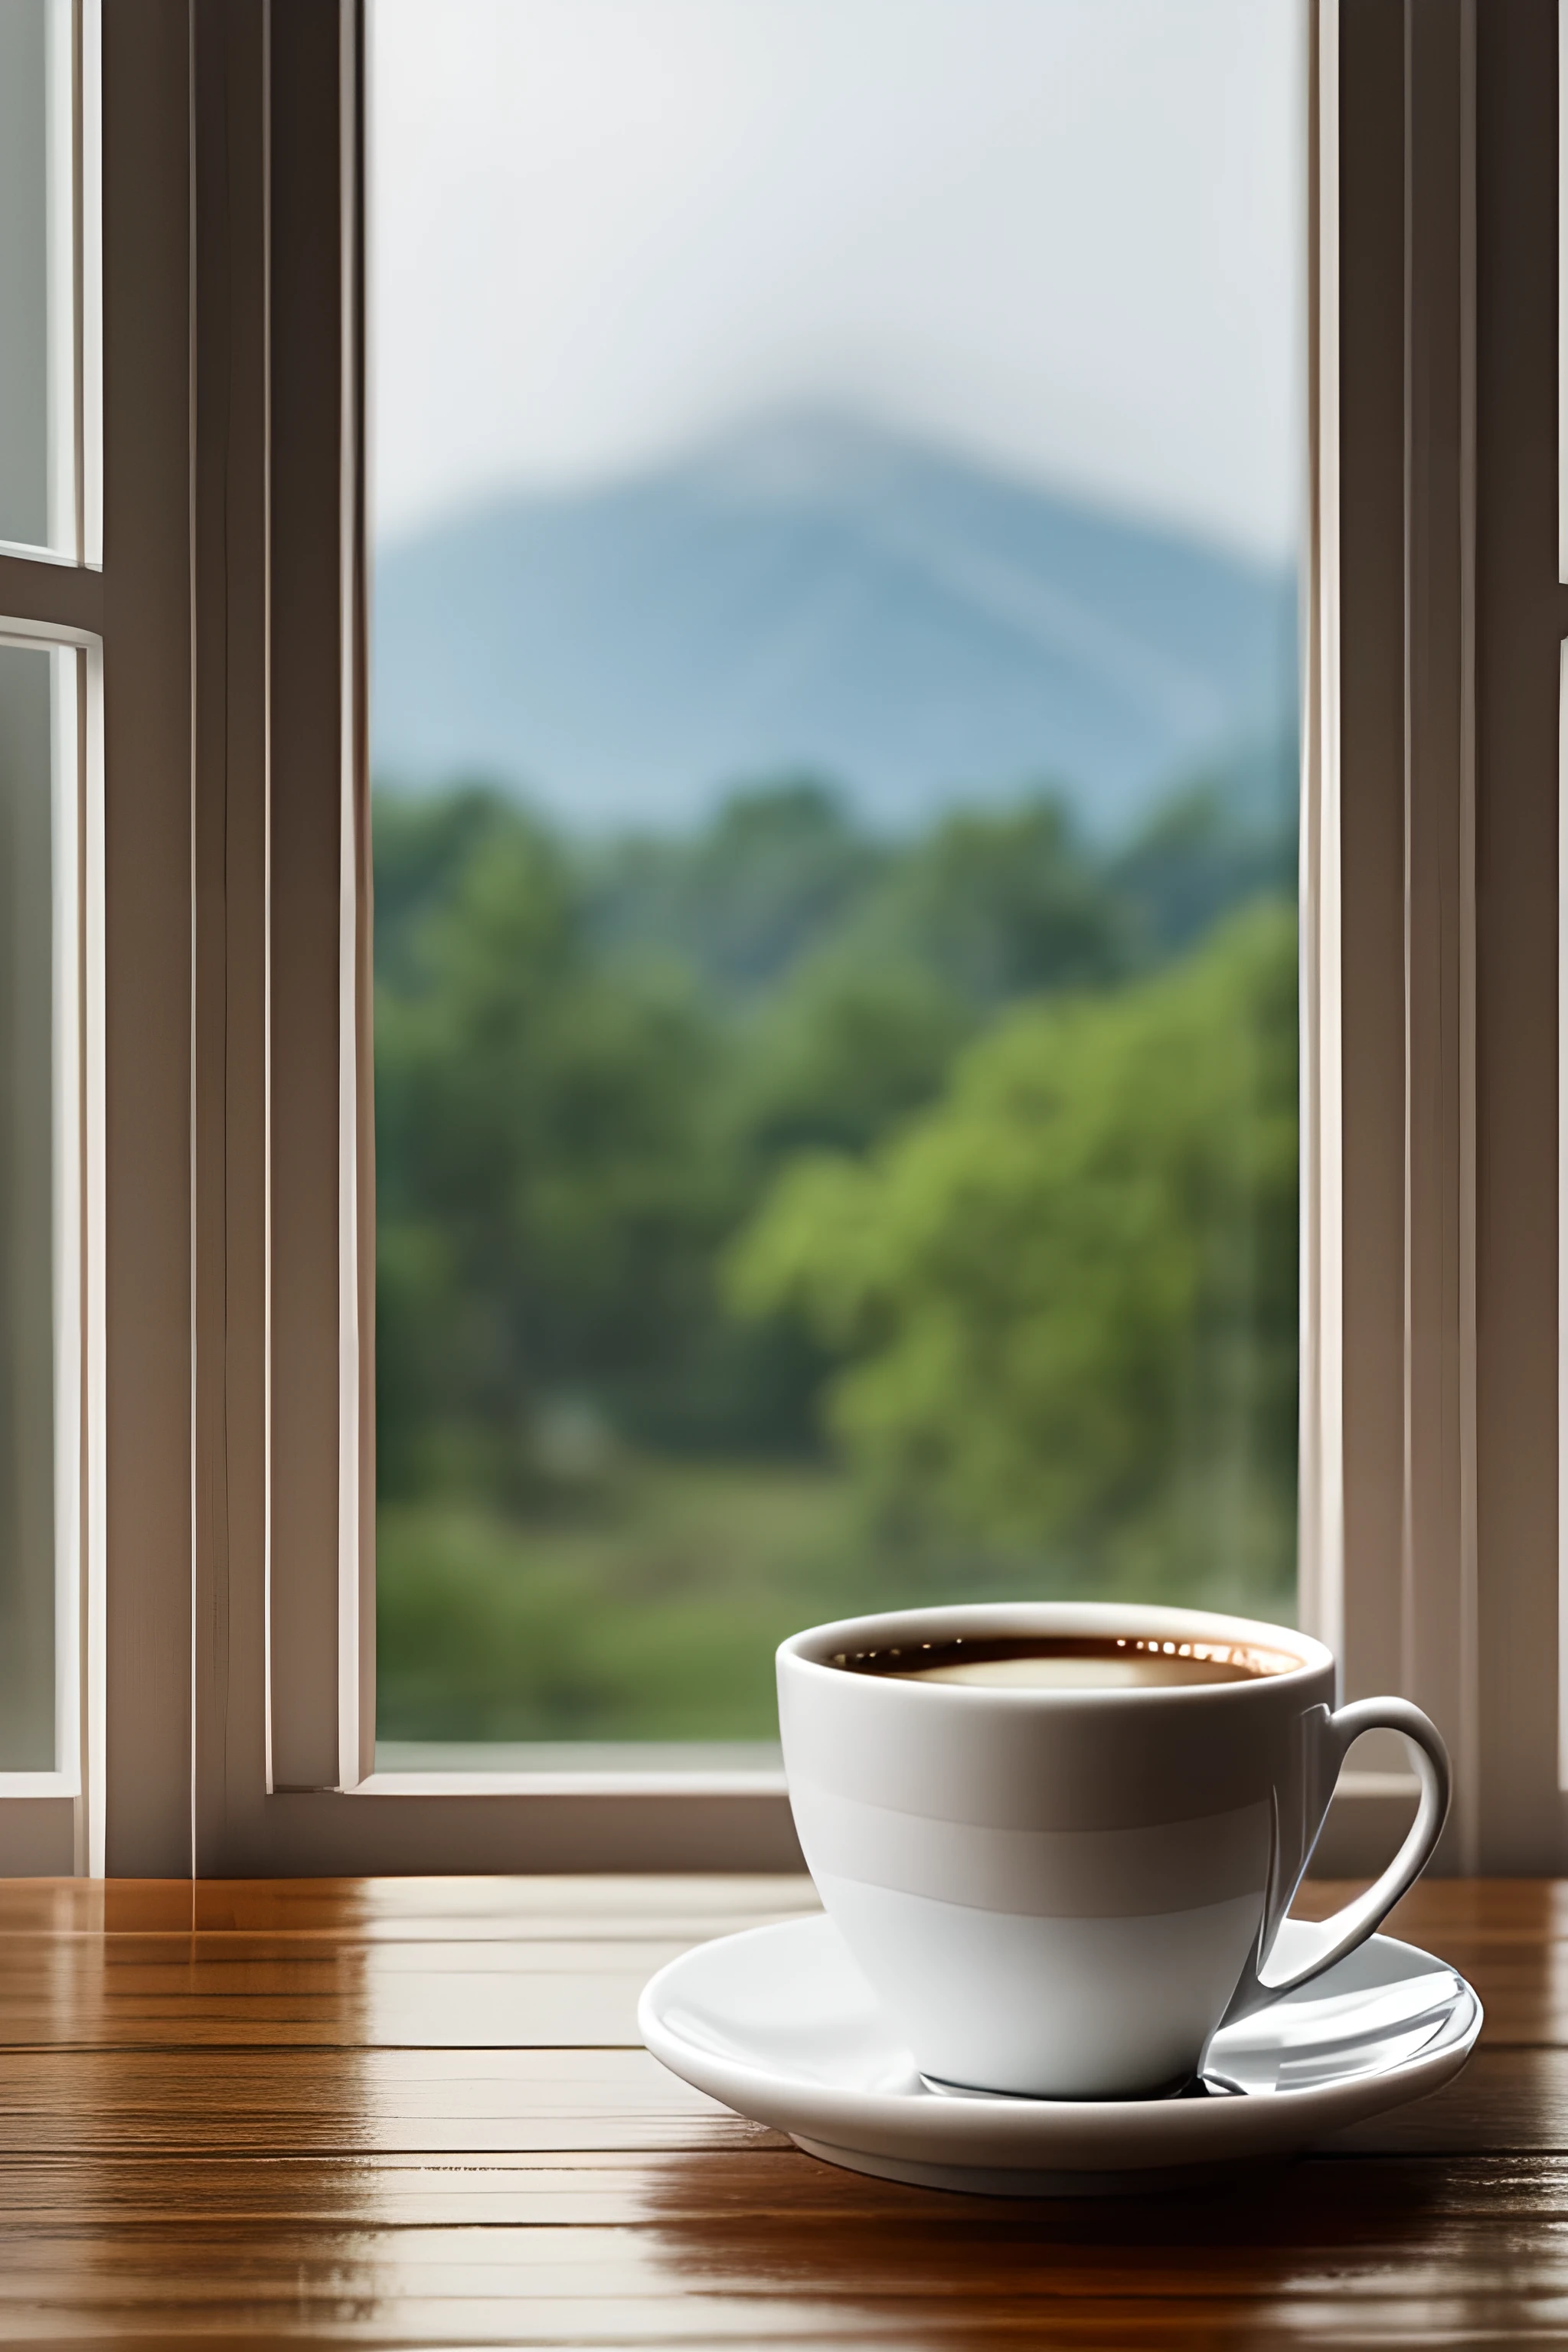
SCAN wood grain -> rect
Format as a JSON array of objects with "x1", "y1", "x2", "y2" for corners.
[{"x1": 0, "y1": 1876, "x2": 1558, "y2": 2345}]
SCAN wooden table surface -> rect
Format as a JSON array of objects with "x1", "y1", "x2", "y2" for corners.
[{"x1": 0, "y1": 1875, "x2": 1560, "y2": 2347}]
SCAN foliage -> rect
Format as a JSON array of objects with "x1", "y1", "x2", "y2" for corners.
[
  {"x1": 848, "y1": 795, "x2": 1133, "y2": 1001},
  {"x1": 727, "y1": 950, "x2": 975, "y2": 1164},
  {"x1": 371, "y1": 766, "x2": 1298, "y2": 1735},
  {"x1": 728, "y1": 906, "x2": 1298, "y2": 1602},
  {"x1": 583, "y1": 777, "x2": 887, "y2": 992},
  {"x1": 1109, "y1": 779, "x2": 1296, "y2": 959},
  {"x1": 375, "y1": 797, "x2": 730, "y2": 1497},
  {"x1": 377, "y1": 1459, "x2": 1084, "y2": 1743},
  {"x1": 377, "y1": 1465, "x2": 857, "y2": 1742}
]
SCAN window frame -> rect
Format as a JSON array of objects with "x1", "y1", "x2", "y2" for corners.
[
  {"x1": 0, "y1": 617, "x2": 102, "y2": 1870},
  {"x1": 0, "y1": 0, "x2": 103, "y2": 1876},
  {"x1": 2, "y1": 0, "x2": 1558, "y2": 1877},
  {"x1": 1306, "y1": 0, "x2": 1561, "y2": 1874}
]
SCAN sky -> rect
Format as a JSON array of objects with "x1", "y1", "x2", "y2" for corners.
[{"x1": 371, "y1": 0, "x2": 1304, "y2": 563}]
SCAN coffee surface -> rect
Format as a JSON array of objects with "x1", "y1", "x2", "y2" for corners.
[{"x1": 829, "y1": 1632, "x2": 1301, "y2": 1689}]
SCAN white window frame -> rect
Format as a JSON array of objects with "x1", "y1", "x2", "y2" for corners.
[
  {"x1": 0, "y1": 619, "x2": 103, "y2": 1873},
  {"x1": 0, "y1": 0, "x2": 103, "y2": 1875},
  {"x1": 0, "y1": 0, "x2": 1558, "y2": 1877}
]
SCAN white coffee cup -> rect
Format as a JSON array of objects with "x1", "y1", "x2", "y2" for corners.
[{"x1": 776, "y1": 1599, "x2": 1449, "y2": 2099}]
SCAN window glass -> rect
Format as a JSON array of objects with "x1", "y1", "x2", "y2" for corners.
[
  {"x1": 370, "y1": 0, "x2": 1305, "y2": 1766},
  {"x1": 0, "y1": 0, "x2": 77, "y2": 558},
  {"x1": 0, "y1": 640, "x2": 76, "y2": 1769}
]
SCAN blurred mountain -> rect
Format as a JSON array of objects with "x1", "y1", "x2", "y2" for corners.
[{"x1": 371, "y1": 412, "x2": 1297, "y2": 837}]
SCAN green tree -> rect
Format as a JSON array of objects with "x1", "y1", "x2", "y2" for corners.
[
  {"x1": 374, "y1": 783, "x2": 523, "y2": 991},
  {"x1": 850, "y1": 793, "x2": 1131, "y2": 1004},
  {"x1": 1109, "y1": 780, "x2": 1294, "y2": 959},
  {"x1": 375, "y1": 800, "x2": 729, "y2": 1498},
  {"x1": 729, "y1": 951, "x2": 975, "y2": 1163},
  {"x1": 729, "y1": 903, "x2": 1298, "y2": 1605},
  {"x1": 585, "y1": 776, "x2": 887, "y2": 992}
]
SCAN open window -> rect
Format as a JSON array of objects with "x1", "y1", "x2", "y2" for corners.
[
  {"x1": 0, "y1": 0, "x2": 1559, "y2": 1877},
  {"x1": 364, "y1": 3, "x2": 1305, "y2": 1787}
]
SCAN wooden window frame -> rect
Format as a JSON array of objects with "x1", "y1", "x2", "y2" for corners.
[{"x1": 0, "y1": 0, "x2": 1559, "y2": 1876}]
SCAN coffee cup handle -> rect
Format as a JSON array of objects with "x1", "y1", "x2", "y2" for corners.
[{"x1": 1227, "y1": 1696, "x2": 1452, "y2": 2024}]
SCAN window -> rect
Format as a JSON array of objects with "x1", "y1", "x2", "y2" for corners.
[
  {"x1": 0, "y1": 0, "x2": 100, "y2": 1874},
  {"x1": 0, "y1": 0, "x2": 1557, "y2": 1878},
  {"x1": 0, "y1": 0, "x2": 90, "y2": 564},
  {"x1": 368, "y1": 0, "x2": 1305, "y2": 1772},
  {"x1": 0, "y1": 638, "x2": 89, "y2": 1778}
]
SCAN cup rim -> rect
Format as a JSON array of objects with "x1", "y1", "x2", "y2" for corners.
[{"x1": 776, "y1": 1599, "x2": 1333, "y2": 1700}]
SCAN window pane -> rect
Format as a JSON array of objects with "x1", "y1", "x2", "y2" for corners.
[
  {"x1": 0, "y1": 642, "x2": 74, "y2": 1769},
  {"x1": 0, "y1": 0, "x2": 77, "y2": 557},
  {"x1": 370, "y1": 0, "x2": 1304, "y2": 1763}
]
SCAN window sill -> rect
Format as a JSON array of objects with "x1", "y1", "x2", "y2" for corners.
[{"x1": 353, "y1": 1769, "x2": 789, "y2": 1799}]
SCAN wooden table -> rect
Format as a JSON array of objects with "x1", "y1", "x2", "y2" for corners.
[{"x1": 0, "y1": 1874, "x2": 1559, "y2": 2346}]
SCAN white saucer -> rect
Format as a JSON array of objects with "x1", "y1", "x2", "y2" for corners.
[{"x1": 639, "y1": 1912, "x2": 1481, "y2": 2195}]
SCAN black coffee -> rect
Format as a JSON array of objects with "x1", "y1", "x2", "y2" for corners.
[{"x1": 828, "y1": 1632, "x2": 1301, "y2": 1690}]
